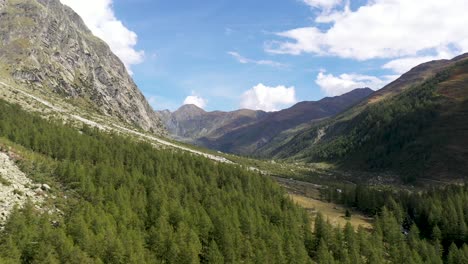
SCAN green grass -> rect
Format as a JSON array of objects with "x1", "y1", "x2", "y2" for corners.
[{"x1": 289, "y1": 193, "x2": 373, "y2": 230}]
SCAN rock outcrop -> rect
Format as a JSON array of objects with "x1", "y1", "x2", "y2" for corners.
[
  {"x1": 0, "y1": 0, "x2": 164, "y2": 133},
  {"x1": 0, "y1": 152, "x2": 44, "y2": 226}
]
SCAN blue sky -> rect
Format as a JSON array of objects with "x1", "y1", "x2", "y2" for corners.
[
  {"x1": 113, "y1": 0, "x2": 339, "y2": 111},
  {"x1": 61, "y1": 0, "x2": 468, "y2": 111}
]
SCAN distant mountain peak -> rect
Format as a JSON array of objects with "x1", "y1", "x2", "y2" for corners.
[
  {"x1": 158, "y1": 88, "x2": 373, "y2": 154},
  {"x1": 177, "y1": 104, "x2": 206, "y2": 113}
]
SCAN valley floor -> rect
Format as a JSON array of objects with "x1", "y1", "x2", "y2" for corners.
[
  {"x1": 273, "y1": 176, "x2": 373, "y2": 230},
  {"x1": 289, "y1": 194, "x2": 373, "y2": 230}
]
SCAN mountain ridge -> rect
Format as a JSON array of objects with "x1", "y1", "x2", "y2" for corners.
[
  {"x1": 0, "y1": 0, "x2": 163, "y2": 133},
  {"x1": 269, "y1": 53, "x2": 468, "y2": 182},
  {"x1": 159, "y1": 88, "x2": 374, "y2": 154}
]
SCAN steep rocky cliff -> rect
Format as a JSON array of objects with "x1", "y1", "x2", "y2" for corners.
[{"x1": 0, "y1": 0, "x2": 163, "y2": 132}]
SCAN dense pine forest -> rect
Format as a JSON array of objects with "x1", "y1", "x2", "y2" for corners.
[
  {"x1": 0, "y1": 99, "x2": 312, "y2": 263},
  {"x1": 0, "y1": 99, "x2": 467, "y2": 263}
]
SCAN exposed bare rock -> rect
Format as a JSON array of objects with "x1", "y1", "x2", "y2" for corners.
[
  {"x1": 0, "y1": 0, "x2": 164, "y2": 133},
  {"x1": 0, "y1": 152, "x2": 44, "y2": 226}
]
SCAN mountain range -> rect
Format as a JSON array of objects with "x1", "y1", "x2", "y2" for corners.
[
  {"x1": 159, "y1": 54, "x2": 468, "y2": 182},
  {"x1": 1, "y1": 0, "x2": 467, "y2": 184},
  {"x1": 158, "y1": 88, "x2": 373, "y2": 155}
]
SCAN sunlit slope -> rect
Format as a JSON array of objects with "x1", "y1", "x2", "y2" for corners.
[
  {"x1": 271, "y1": 54, "x2": 468, "y2": 182},
  {"x1": 0, "y1": 98, "x2": 312, "y2": 263}
]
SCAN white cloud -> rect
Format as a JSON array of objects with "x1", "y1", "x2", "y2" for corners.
[
  {"x1": 240, "y1": 83, "x2": 297, "y2": 111},
  {"x1": 60, "y1": 0, "x2": 144, "y2": 74},
  {"x1": 302, "y1": 0, "x2": 342, "y2": 10},
  {"x1": 382, "y1": 48, "x2": 457, "y2": 74},
  {"x1": 316, "y1": 71, "x2": 396, "y2": 96},
  {"x1": 183, "y1": 95, "x2": 207, "y2": 109},
  {"x1": 228, "y1": 51, "x2": 286, "y2": 68},
  {"x1": 267, "y1": 0, "x2": 468, "y2": 71}
]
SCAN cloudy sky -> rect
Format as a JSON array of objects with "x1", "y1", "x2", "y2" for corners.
[{"x1": 60, "y1": 0, "x2": 468, "y2": 111}]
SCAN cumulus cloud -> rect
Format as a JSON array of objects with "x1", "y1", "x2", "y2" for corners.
[
  {"x1": 240, "y1": 83, "x2": 297, "y2": 112},
  {"x1": 183, "y1": 95, "x2": 207, "y2": 109},
  {"x1": 316, "y1": 71, "x2": 397, "y2": 96},
  {"x1": 228, "y1": 51, "x2": 286, "y2": 68},
  {"x1": 382, "y1": 49, "x2": 457, "y2": 74},
  {"x1": 267, "y1": 0, "x2": 468, "y2": 72},
  {"x1": 60, "y1": 0, "x2": 144, "y2": 74}
]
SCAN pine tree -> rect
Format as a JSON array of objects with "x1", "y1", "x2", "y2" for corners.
[
  {"x1": 206, "y1": 240, "x2": 224, "y2": 264},
  {"x1": 317, "y1": 239, "x2": 335, "y2": 264}
]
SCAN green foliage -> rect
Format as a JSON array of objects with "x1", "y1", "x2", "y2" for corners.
[
  {"x1": 308, "y1": 69, "x2": 449, "y2": 179},
  {"x1": 0, "y1": 98, "x2": 466, "y2": 263},
  {"x1": 322, "y1": 183, "x2": 468, "y2": 260},
  {"x1": 0, "y1": 99, "x2": 312, "y2": 263},
  {"x1": 276, "y1": 60, "x2": 468, "y2": 182},
  {"x1": 345, "y1": 209, "x2": 351, "y2": 218}
]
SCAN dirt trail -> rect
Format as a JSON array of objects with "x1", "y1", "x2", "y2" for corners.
[
  {"x1": 0, "y1": 81, "x2": 232, "y2": 164},
  {"x1": 1, "y1": 81, "x2": 373, "y2": 230}
]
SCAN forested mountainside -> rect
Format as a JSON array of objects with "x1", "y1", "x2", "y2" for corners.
[
  {"x1": 0, "y1": 99, "x2": 312, "y2": 263},
  {"x1": 269, "y1": 54, "x2": 468, "y2": 183},
  {"x1": 0, "y1": 0, "x2": 466, "y2": 263},
  {"x1": 1, "y1": 96, "x2": 468, "y2": 263},
  {"x1": 0, "y1": 0, "x2": 163, "y2": 133},
  {"x1": 160, "y1": 88, "x2": 373, "y2": 155}
]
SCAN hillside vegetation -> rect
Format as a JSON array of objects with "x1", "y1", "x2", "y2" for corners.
[
  {"x1": 271, "y1": 55, "x2": 468, "y2": 183},
  {"x1": 0, "y1": 99, "x2": 312, "y2": 263},
  {"x1": 1, "y1": 99, "x2": 468, "y2": 263}
]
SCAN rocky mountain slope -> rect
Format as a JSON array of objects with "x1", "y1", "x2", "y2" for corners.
[
  {"x1": 270, "y1": 54, "x2": 468, "y2": 182},
  {"x1": 159, "y1": 88, "x2": 373, "y2": 154},
  {"x1": 0, "y1": 0, "x2": 163, "y2": 133},
  {"x1": 0, "y1": 151, "x2": 46, "y2": 226}
]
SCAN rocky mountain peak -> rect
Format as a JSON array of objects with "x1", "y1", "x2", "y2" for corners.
[
  {"x1": 0, "y1": 0, "x2": 164, "y2": 133},
  {"x1": 175, "y1": 104, "x2": 206, "y2": 116}
]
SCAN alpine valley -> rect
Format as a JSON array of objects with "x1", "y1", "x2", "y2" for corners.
[{"x1": 0, "y1": 0, "x2": 467, "y2": 263}]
